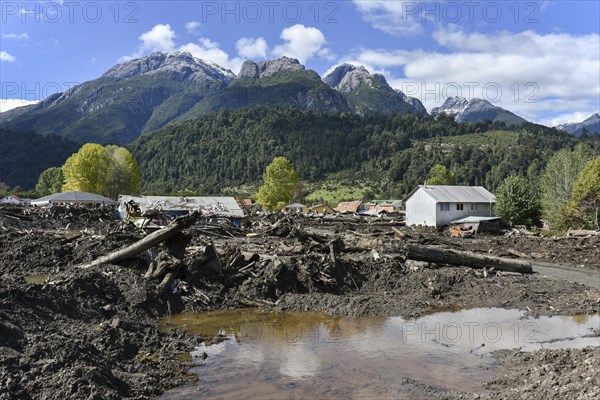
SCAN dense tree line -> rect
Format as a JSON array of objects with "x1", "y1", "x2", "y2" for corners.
[
  {"x1": 0, "y1": 128, "x2": 80, "y2": 190},
  {"x1": 129, "y1": 107, "x2": 519, "y2": 194}
]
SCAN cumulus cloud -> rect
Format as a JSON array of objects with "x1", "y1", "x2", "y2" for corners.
[
  {"x1": 272, "y1": 24, "x2": 329, "y2": 64},
  {"x1": 353, "y1": 0, "x2": 424, "y2": 36},
  {"x1": 185, "y1": 21, "x2": 201, "y2": 34},
  {"x1": 179, "y1": 38, "x2": 244, "y2": 72},
  {"x1": 139, "y1": 23, "x2": 176, "y2": 52},
  {"x1": 340, "y1": 26, "x2": 600, "y2": 123},
  {"x1": 1, "y1": 33, "x2": 28, "y2": 40},
  {"x1": 119, "y1": 23, "x2": 177, "y2": 62},
  {"x1": 539, "y1": 110, "x2": 597, "y2": 127},
  {"x1": 0, "y1": 51, "x2": 16, "y2": 62},
  {"x1": 236, "y1": 37, "x2": 268, "y2": 59}
]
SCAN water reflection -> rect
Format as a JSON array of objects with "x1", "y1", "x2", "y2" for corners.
[{"x1": 161, "y1": 308, "x2": 599, "y2": 399}]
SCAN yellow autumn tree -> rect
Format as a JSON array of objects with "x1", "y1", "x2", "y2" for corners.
[
  {"x1": 62, "y1": 143, "x2": 141, "y2": 199},
  {"x1": 257, "y1": 157, "x2": 299, "y2": 211}
]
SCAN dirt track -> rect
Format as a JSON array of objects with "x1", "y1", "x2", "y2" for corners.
[
  {"x1": 532, "y1": 262, "x2": 600, "y2": 290},
  {"x1": 0, "y1": 206, "x2": 598, "y2": 399}
]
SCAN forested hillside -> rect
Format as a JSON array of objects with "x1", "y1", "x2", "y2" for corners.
[
  {"x1": 0, "y1": 128, "x2": 80, "y2": 190},
  {"x1": 129, "y1": 107, "x2": 593, "y2": 196}
]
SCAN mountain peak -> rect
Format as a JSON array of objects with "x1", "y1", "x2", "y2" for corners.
[
  {"x1": 102, "y1": 52, "x2": 235, "y2": 83},
  {"x1": 432, "y1": 96, "x2": 469, "y2": 115},
  {"x1": 237, "y1": 56, "x2": 305, "y2": 79},
  {"x1": 556, "y1": 112, "x2": 600, "y2": 136},
  {"x1": 323, "y1": 64, "x2": 386, "y2": 93},
  {"x1": 432, "y1": 96, "x2": 526, "y2": 126}
]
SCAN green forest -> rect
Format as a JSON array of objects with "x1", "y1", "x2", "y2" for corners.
[
  {"x1": 0, "y1": 128, "x2": 80, "y2": 191},
  {"x1": 128, "y1": 107, "x2": 598, "y2": 197},
  {"x1": 2, "y1": 107, "x2": 599, "y2": 204}
]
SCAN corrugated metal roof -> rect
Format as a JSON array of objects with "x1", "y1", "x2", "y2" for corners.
[
  {"x1": 31, "y1": 191, "x2": 117, "y2": 205},
  {"x1": 407, "y1": 185, "x2": 495, "y2": 203},
  {"x1": 118, "y1": 195, "x2": 244, "y2": 218},
  {"x1": 283, "y1": 203, "x2": 307, "y2": 209},
  {"x1": 335, "y1": 200, "x2": 363, "y2": 213},
  {"x1": 366, "y1": 200, "x2": 403, "y2": 206}
]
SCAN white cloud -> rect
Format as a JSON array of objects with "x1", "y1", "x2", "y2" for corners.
[
  {"x1": 120, "y1": 24, "x2": 177, "y2": 62},
  {"x1": 0, "y1": 99, "x2": 39, "y2": 113},
  {"x1": 236, "y1": 37, "x2": 268, "y2": 59},
  {"x1": 179, "y1": 38, "x2": 244, "y2": 73},
  {"x1": 139, "y1": 23, "x2": 176, "y2": 52},
  {"x1": 353, "y1": 0, "x2": 424, "y2": 36},
  {"x1": 1, "y1": 33, "x2": 28, "y2": 40},
  {"x1": 272, "y1": 24, "x2": 329, "y2": 64},
  {"x1": 0, "y1": 51, "x2": 16, "y2": 62},
  {"x1": 185, "y1": 21, "x2": 201, "y2": 34},
  {"x1": 341, "y1": 26, "x2": 600, "y2": 123},
  {"x1": 539, "y1": 111, "x2": 596, "y2": 127}
]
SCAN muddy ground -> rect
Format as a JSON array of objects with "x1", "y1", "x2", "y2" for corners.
[{"x1": 0, "y1": 206, "x2": 598, "y2": 399}]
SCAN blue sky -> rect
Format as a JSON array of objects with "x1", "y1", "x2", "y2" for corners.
[{"x1": 1, "y1": 0, "x2": 599, "y2": 125}]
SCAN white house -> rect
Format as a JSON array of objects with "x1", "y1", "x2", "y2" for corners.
[
  {"x1": 0, "y1": 194, "x2": 24, "y2": 205},
  {"x1": 405, "y1": 185, "x2": 495, "y2": 227}
]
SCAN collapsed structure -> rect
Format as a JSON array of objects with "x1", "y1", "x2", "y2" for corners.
[{"x1": 117, "y1": 196, "x2": 244, "y2": 227}]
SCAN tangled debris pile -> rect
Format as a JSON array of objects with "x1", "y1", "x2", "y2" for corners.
[{"x1": 0, "y1": 206, "x2": 598, "y2": 399}]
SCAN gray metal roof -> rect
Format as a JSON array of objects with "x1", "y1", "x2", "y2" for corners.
[
  {"x1": 31, "y1": 191, "x2": 117, "y2": 205},
  {"x1": 406, "y1": 185, "x2": 495, "y2": 203},
  {"x1": 118, "y1": 195, "x2": 244, "y2": 218},
  {"x1": 283, "y1": 203, "x2": 307, "y2": 208}
]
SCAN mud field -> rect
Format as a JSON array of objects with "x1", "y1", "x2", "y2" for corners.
[{"x1": 0, "y1": 205, "x2": 598, "y2": 399}]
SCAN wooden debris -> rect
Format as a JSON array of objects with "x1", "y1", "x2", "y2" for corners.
[
  {"x1": 77, "y1": 212, "x2": 201, "y2": 269},
  {"x1": 405, "y1": 244, "x2": 533, "y2": 274}
]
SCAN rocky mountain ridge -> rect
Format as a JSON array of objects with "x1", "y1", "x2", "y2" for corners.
[
  {"x1": 2, "y1": 53, "x2": 529, "y2": 145},
  {"x1": 556, "y1": 113, "x2": 600, "y2": 136},
  {"x1": 431, "y1": 96, "x2": 527, "y2": 126}
]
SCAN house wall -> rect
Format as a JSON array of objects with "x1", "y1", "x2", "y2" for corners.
[
  {"x1": 406, "y1": 190, "x2": 438, "y2": 226},
  {"x1": 407, "y1": 189, "x2": 494, "y2": 227},
  {"x1": 0, "y1": 197, "x2": 21, "y2": 205},
  {"x1": 309, "y1": 205, "x2": 335, "y2": 214},
  {"x1": 436, "y1": 202, "x2": 494, "y2": 226}
]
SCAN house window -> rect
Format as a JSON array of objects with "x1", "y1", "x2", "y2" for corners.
[
  {"x1": 471, "y1": 204, "x2": 476, "y2": 211},
  {"x1": 440, "y1": 203, "x2": 450, "y2": 211},
  {"x1": 456, "y1": 203, "x2": 464, "y2": 211}
]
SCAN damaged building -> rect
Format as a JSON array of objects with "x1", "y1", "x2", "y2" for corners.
[{"x1": 117, "y1": 195, "x2": 244, "y2": 227}]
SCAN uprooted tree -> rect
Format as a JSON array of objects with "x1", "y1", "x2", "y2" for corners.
[{"x1": 257, "y1": 157, "x2": 299, "y2": 211}]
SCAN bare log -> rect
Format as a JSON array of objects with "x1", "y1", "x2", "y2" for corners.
[
  {"x1": 405, "y1": 244, "x2": 533, "y2": 273},
  {"x1": 78, "y1": 212, "x2": 201, "y2": 269}
]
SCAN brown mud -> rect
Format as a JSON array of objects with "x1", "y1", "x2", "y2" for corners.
[{"x1": 0, "y1": 206, "x2": 598, "y2": 399}]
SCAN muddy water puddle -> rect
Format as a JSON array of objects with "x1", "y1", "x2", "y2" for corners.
[{"x1": 161, "y1": 308, "x2": 599, "y2": 399}]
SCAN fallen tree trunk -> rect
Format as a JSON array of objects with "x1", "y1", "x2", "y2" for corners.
[
  {"x1": 405, "y1": 244, "x2": 533, "y2": 274},
  {"x1": 78, "y1": 212, "x2": 201, "y2": 269}
]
